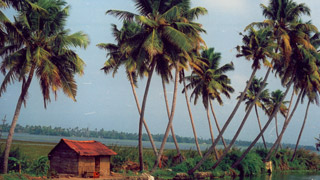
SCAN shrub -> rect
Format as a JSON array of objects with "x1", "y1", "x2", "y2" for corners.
[
  {"x1": 27, "y1": 156, "x2": 49, "y2": 176},
  {"x1": 218, "y1": 148, "x2": 242, "y2": 171},
  {"x1": 172, "y1": 158, "x2": 196, "y2": 172},
  {"x1": 0, "y1": 147, "x2": 28, "y2": 173},
  {"x1": 239, "y1": 152, "x2": 265, "y2": 176}
]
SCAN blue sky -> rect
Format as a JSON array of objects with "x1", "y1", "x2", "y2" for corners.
[{"x1": 0, "y1": 0, "x2": 319, "y2": 146}]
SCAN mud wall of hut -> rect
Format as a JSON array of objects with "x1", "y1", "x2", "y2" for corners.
[
  {"x1": 100, "y1": 156, "x2": 111, "y2": 176},
  {"x1": 49, "y1": 143, "x2": 79, "y2": 175},
  {"x1": 78, "y1": 156, "x2": 95, "y2": 176}
]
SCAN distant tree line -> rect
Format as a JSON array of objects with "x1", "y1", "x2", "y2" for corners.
[{"x1": 0, "y1": 123, "x2": 316, "y2": 151}]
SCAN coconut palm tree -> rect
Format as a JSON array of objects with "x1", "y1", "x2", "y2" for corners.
[
  {"x1": 290, "y1": 32, "x2": 320, "y2": 161},
  {"x1": 98, "y1": 21, "x2": 159, "y2": 157},
  {"x1": 181, "y1": 69, "x2": 202, "y2": 156},
  {"x1": 0, "y1": 0, "x2": 89, "y2": 173},
  {"x1": 242, "y1": 77, "x2": 270, "y2": 149},
  {"x1": 188, "y1": 27, "x2": 276, "y2": 174},
  {"x1": 107, "y1": 0, "x2": 206, "y2": 171},
  {"x1": 264, "y1": 89, "x2": 288, "y2": 148},
  {"x1": 230, "y1": 0, "x2": 316, "y2": 168},
  {"x1": 263, "y1": 21, "x2": 319, "y2": 161},
  {"x1": 290, "y1": 97, "x2": 315, "y2": 161},
  {"x1": 185, "y1": 47, "x2": 234, "y2": 158}
]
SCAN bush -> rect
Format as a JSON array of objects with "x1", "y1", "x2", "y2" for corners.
[
  {"x1": 255, "y1": 148, "x2": 268, "y2": 159},
  {"x1": 239, "y1": 152, "x2": 265, "y2": 176},
  {"x1": 218, "y1": 148, "x2": 242, "y2": 171},
  {"x1": 172, "y1": 158, "x2": 196, "y2": 172},
  {"x1": 27, "y1": 156, "x2": 49, "y2": 176},
  {"x1": 0, "y1": 146, "x2": 28, "y2": 173}
]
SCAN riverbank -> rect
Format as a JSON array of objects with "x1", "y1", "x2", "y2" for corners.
[{"x1": 0, "y1": 139, "x2": 319, "y2": 179}]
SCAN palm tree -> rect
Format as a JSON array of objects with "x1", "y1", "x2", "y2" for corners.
[
  {"x1": 290, "y1": 32, "x2": 320, "y2": 161},
  {"x1": 161, "y1": 75, "x2": 183, "y2": 158},
  {"x1": 0, "y1": 0, "x2": 89, "y2": 173},
  {"x1": 181, "y1": 69, "x2": 202, "y2": 156},
  {"x1": 264, "y1": 89, "x2": 288, "y2": 148},
  {"x1": 107, "y1": 0, "x2": 206, "y2": 171},
  {"x1": 242, "y1": 77, "x2": 270, "y2": 149},
  {"x1": 98, "y1": 21, "x2": 158, "y2": 157},
  {"x1": 230, "y1": 0, "x2": 315, "y2": 168},
  {"x1": 185, "y1": 47, "x2": 234, "y2": 158},
  {"x1": 263, "y1": 21, "x2": 319, "y2": 161},
  {"x1": 152, "y1": 6, "x2": 208, "y2": 171},
  {"x1": 189, "y1": 27, "x2": 276, "y2": 174}
]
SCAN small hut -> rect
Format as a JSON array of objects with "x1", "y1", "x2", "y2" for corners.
[{"x1": 48, "y1": 139, "x2": 117, "y2": 177}]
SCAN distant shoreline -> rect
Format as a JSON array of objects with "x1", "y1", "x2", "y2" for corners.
[{"x1": 1, "y1": 131, "x2": 317, "y2": 152}]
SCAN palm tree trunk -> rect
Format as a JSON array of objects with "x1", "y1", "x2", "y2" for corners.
[
  {"x1": 254, "y1": 104, "x2": 267, "y2": 149},
  {"x1": 206, "y1": 105, "x2": 219, "y2": 159},
  {"x1": 161, "y1": 77, "x2": 181, "y2": 156},
  {"x1": 138, "y1": 61, "x2": 156, "y2": 172},
  {"x1": 264, "y1": 90, "x2": 302, "y2": 161},
  {"x1": 277, "y1": 90, "x2": 295, "y2": 150},
  {"x1": 182, "y1": 71, "x2": 202, "y2": 157},
  {"x1": 211, "y1": 67, "x2": 271, "y2": 170},
  {"x1": 188, "y1": 67, "x2": 258, "y2": 175},
  {"x1": 291, "y1": 100, "x2": 311, "y2": 161},
  {"x1": 128, "y1": 73, "x2": 158, "y2": 157},
  {"x1": 3, "y1": 64, "x2": 35, "y2": 174},
  {"x1": 152, "y1": 64, "x2": 179, "y2": 172},
  {"x1": 209, "y1": 100, "x2": 227, "y2": 149},
  {"x1": 231, "y1": 81, "x2": 293, "y2": 168},
  {"x1": 275, "y1": 115, "x2": 279, "y2": 140},
  {"x1": 274, "y1": 115, "x2": 282, "y2": 149}
]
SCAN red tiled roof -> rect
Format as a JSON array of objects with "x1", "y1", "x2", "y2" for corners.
[{"x1": 61, "y1": 139, "x2": 117, "y2": 156}]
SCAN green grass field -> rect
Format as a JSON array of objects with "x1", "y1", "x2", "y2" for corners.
[{"x1": 0, "y1": 139, "x2": 55, "y2": 160}]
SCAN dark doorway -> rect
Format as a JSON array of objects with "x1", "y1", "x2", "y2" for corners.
[{"x1": 95, "y1": 157, "x2": 100, "y2": 173}]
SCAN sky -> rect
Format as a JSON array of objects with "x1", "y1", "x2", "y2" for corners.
[{"x1": 0, "y1": 0, "x2": 319, "y2": 146}]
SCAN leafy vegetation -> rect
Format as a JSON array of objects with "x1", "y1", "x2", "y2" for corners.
[
  {"x1": 0, "y1": 144, "x2": 50, "y2": 176},
  {"x1": 0, "y1": 140, "x2": 319, "y2": 179}
]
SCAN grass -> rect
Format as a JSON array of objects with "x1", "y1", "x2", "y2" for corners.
[{"x1": 0, "y1": 139, "x2": 55, "y2": 160}]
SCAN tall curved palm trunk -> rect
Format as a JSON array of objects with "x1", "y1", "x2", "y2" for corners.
[
  {"x1": 274, "y1": 115, "x2": 283, "y2": 150},
  {"x1": 162, "y1": 77, "x2": 181, "y2": 156},
  {"x1": 138, "y1": 62, "x2": 156, "y2": 172},
  {"x1": 152, "y1": 64, "x2": 179, "y2": 172},
  {"x1": 264, "y1": 90, "x2": 302, "y2": 161},
  {"x1": 277, "y1": 90, "x2": 295, "y2": 150},
  {"x1": 182, "y1": 71, "x2": 202, "y2": 157},
  {"x1": 291, "y1": 100, "x2": 311, "y2": 161},
  {"x1": 188, "y1": 67, "x2": 258, "y2": 174},
  {"x1": 254, "y1": 104, "x2": 267, "y2": 149},
  {"x1": 209, "y1": 100, "x2": 227, "y2": 149},
  {"x1": 231, "y1": 81, "x2": 293, "y2": 168},
  {"x1": 3, "y1": 64, "x2": 35, "y2": 173},
  {"x1": 211, "y1": 67, "x2": 271, "y2": 170},
  {"x1": 205, "y1": 105, "x2": 219, "y2": 159},
  {"x1": 129, "y1": 73, "x2": 158, "y2": 156}
]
